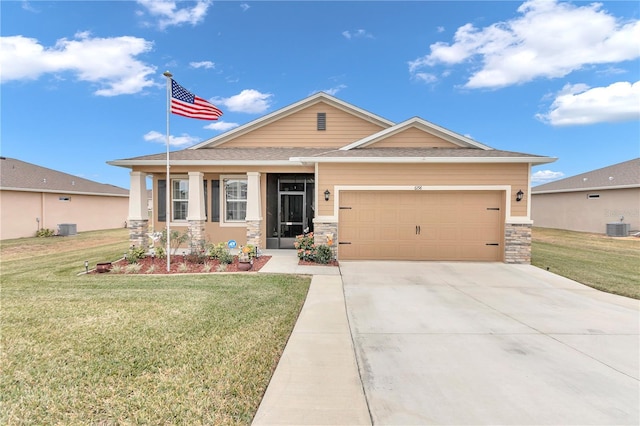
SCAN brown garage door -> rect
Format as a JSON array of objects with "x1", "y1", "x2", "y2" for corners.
[{"x1": 338, "y1": 191, "x2": 504, "y2": 261}]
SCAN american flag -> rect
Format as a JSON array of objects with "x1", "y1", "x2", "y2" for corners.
[{"x1": 170, "y1": 79, "x2": 223, "y2": 120}]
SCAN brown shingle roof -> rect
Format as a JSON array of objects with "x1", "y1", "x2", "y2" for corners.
[
  {"x1": 532, "y1": 158, "x2": 640, "y2": 193},
  {"x1": 110, "y1": 147, "x2": 552, "y2": 165},
  {"x1": 0, "y1": 157, "x2": 128, "y2": 196}
]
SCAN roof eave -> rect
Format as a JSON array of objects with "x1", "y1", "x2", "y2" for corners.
[
  {"x1": 532, "y1": 184, "x2": 640, "y2": 194},
  {"x1": 107, "y1": 159, "x2": 306, "y2": 168},
  {"x1": 291, "y1": 156, "x2": 557, "y2": 164},
  {"x1": 0, "y1": 186, "x2": 129, "y2": 197}
]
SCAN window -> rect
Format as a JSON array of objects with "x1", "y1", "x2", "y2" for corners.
[
  {"x1": 172, "y1": 179, "x2": 189, "y2": 220},
  {"x1": 223, "y1": 177, "x2": 247, "y2": 222}
]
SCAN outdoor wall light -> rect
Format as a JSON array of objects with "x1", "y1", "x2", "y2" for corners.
[
  {"x1": 516, "y1": 190, "x2": 524, "y2": 202},
  {"x1": 324, "y1": 189, "x2": 331, "y2": 201}
]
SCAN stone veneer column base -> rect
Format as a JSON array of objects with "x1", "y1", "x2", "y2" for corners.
[
  {"x1": 188, "y1": 220, "x2": 206, "y2": 252},
  {"x1": 246, "y1": 220, "x2": 262, "y2": 249},
  {"x1": 128, "y1": 219, "x2": 149, "y2": 250},
  {"x1": 313, "y1": 221, "x2": 339, "y2": 260},
  {"x1": 505, "y1": 223, "x2": 532, "y2": 264}
]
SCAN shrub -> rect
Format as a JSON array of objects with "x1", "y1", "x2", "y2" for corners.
[
  {"x1": 126, "y1": 246, "x2": 146, "y2": 264},
  {"x1": 294, "y1": 233, "x2": 315, "y2": 261},
  {"x1": 315, "y1": 245, "x2": 333, "y2": 264},
  {"x1": 218, "y1": 251, "x2": 234, "y2": 265},
  {"x1": 35, "y1": 228, "x2": 55, "y2": 238},
  {"x1": 153, "y1": 246, "x2": 166, "y2": 259},
  {"x1": 177, "y1": 263, "x2": 189, "y2": 273},
  {"x1": 207, "y1": 242, "x2": 229, "y2": 260}
]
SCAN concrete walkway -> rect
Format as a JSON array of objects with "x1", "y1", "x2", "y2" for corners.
[{"x1": 252, "y1": 273, "x2": 370, "y2": 425}]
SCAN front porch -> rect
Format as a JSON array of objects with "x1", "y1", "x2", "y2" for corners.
[{"x1": 126, "y1": 170, "x2": 336, "y2": 254}]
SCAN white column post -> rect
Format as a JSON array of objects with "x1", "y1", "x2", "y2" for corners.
[
  {"x1": 246, "y1": 172, "x2": 262, "y2": 221},
  {"x1": 246, "y1": 172, "x2": 262, "y2": 248},
  {"x1": 127, "y1": 171, "x2": 149, "y2": 249},
  {"x1": 128, "y1": 171, "x2": 147, "y2": 221},
  {"x1": 187, "y1": 171, "x2": 206, "y2": 221}
]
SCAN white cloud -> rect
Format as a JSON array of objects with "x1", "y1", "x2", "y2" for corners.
[
  {"x1": 316, "y1": 84, "x2": 347, "y2": 96},
  {"x1": 240, "y1": 3, "x2": 250, "y2": 12},
  {"x1": 342, "y1": 29, "x2": 374, "y2": 40},
  {"x1": 532, "y1": 170, "x2": 565, "y2": 184},
  {"x1": 144, "y1": 130, "x2": 200, "y2": 147},
  {"x1": 214, "y1": 89, "x2": 273, "y2": 114},
  {"x1": 536, "y1": 81, "x2": 640, "y2": 126},
  {"x1": 190, "y1": 61, "x2": 215, "y2": 69},
  {"x1": 204, "y1": 121, "x2": 240, "y2": 132},
  {"x1": 410, "y1": 0, "x2": 640, "y2": 89},
  {"x1": 413, "y1": 73, "x2": 437, "y2": 84},
  {"x1": 0, "y1": 32, "x2": 156, "y2": 96},
  {"x1": 136, "y1": 0, "x2": 211, "y2": 30},
  {"x1": 436, "y1": 26, "x2": 445, "y2": 33}
]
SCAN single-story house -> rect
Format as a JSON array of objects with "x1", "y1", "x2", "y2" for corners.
[
  {"x1": 109, "y1": 93, "x2": 555, "y2": 263},
  {"x1": 0, "y1": 157, "x2": 129, "y2": 240},
  {"x1": 531, "y1": 158, "x2": 639, "y2": 234}
]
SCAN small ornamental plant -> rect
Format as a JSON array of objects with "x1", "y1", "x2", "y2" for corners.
[{"x1": 294, "y1": 233, "x2": 315, "y2": 262}]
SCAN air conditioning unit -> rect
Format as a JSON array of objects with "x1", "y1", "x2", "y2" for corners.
[
  {"x1": 606, "y1": 223, "x2": 629, "y2": 237},
  {"x1": 58, "y1": 223, "x2": 77, "y2": 236}
]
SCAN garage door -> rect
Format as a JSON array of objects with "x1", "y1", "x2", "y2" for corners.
[{"x1": 338, "y1": 191, "x2": 503, "y2": 261}]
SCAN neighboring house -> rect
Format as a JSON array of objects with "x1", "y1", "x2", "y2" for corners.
[
  {"x1": 0, "y1": 157, "x2": 129, "y2": 240},
  {"x1": 109, "y1": 92, "x2": 555, "y2": 263},
  {"x1": 531, "y1": 158, "x2": 640, "y2": 234}
]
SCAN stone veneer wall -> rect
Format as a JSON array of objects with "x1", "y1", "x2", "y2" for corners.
[
  {"x1": 313, "y1": 221, "x2": 338, "y2": 259},
  {"x1": 504, "y1": 223, "x2": 532, "y2": 264},
  {"x1": 246, "y1": 220, "x2": 262, "y2": 249},
  {"x1": 128, "y1": 219, "x2": 149, "y2": 250},
  {"x1": 188, "y1": 220, "x2": 206, "y2": 252}
]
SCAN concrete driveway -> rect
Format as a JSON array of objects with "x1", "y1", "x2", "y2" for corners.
[{"x1": 340, "y1": 261, "x2": 639, "y2": 425}]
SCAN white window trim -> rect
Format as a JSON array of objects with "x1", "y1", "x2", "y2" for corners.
[
  {"x1": 170, "y1": 175, "x2": 189, "y2": 224},
  {"x1": 220, "y1": 175, "x2": 248, "y2": 228}
]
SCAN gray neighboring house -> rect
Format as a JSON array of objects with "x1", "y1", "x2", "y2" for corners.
[
  {"x1": 531, "y1": 158, "x2": 640, "y2": 234},
  {"x1": 0, "y1": 157, "x2": 129, "y2": 240}
]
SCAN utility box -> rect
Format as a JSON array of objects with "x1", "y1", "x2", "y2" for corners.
[
  {"x1": 58, "y1": 223, "x2": 77, "y2": 236},
  {"x1": 606, "y1": 223, "x2": 629, "y2": 237}
]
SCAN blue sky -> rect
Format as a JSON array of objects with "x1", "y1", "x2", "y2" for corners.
[{"x1": 1, "y1": 0, "x2": 638, "y2": 190}]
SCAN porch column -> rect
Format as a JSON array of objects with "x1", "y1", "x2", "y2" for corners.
[
  {"x1": 128, "y1": 171, "x2": 149, "y2": 250},
  {"x1": 246, "y1": 172, "x2": 262, "y2": 248},
  {"x1": 187, "y1": 171, "x2": 206, "y2": 251}
]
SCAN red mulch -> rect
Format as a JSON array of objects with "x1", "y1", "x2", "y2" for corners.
[
  {"x1": 298, "y1": 259, "x2": 339, "y2": 267},
  {"x1": 92, "y1": 255, "x2": 271, "y2": 274}
]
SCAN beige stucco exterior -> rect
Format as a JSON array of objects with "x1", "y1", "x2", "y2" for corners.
[
  {"x1": 111, "y1": 92, "x2": 554, "y2": 263},
  {"x1": 0, "y1": 189, "x2": 128, "y2": 240},
  {"x1": 532, "y1": 188, "x2": 640, "y2": 234}
]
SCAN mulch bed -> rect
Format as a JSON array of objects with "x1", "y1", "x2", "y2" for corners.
[
  {"x1": 298, "y1": 260, "x2": 339, "y2": 267},
  {"x1": 92, "y1": 255, "x2": 271, "y2": 274}
]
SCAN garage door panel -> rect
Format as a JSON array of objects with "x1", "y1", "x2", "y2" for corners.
[{"x1": 339, "y1": 190, "x2": 504, "y2": 261}]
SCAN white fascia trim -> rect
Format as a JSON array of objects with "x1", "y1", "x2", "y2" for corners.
[
  {"x1": 189, "y1": 93, "x2": 395, "y2": 150},
  {"x1": 532, "y1": 184, "x2": 640, "y2": 194},
  {"x1": 340, "y1": 117, "x2": 492, "y2": 151},
  {"x1": 291, "y1": 156, "x2": 557, "y2": 165},
  {"x1": 0, "y1": 187, "x2": 128, "y2": 197},
  {"x1": 108, "y1": 160, "x2": 300, "y2": 168},
  {"x1": 323, "y1": 185, "x2": 524, "y2": 222}
]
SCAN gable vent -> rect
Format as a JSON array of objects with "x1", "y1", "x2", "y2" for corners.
[{"x1": 317, "y1": 112, "x2": 326, "y2": 131}]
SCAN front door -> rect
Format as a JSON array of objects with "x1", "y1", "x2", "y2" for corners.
[{"x1": 279, "y1": 193, "x2": 305, "y2": 249}]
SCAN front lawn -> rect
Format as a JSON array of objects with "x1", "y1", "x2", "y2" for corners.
[
  {"x1": 0, "y1": 229, "x2": 311, "y2": 425},
  {"x1": 532, "y1": 227, "x2": 640, "y2": 299}
]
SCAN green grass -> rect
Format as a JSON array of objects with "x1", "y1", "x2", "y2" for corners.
[
  {"x1": 532, "y1": 227, "x2": 640, "y2": 299},
  {"x1": 1, "y1": 230, "x2": 311, "y2": 425}
]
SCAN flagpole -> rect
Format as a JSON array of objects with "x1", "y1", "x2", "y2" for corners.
[{"x1": 163, "y1": 70, "x2": 172, "y2": 272}]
